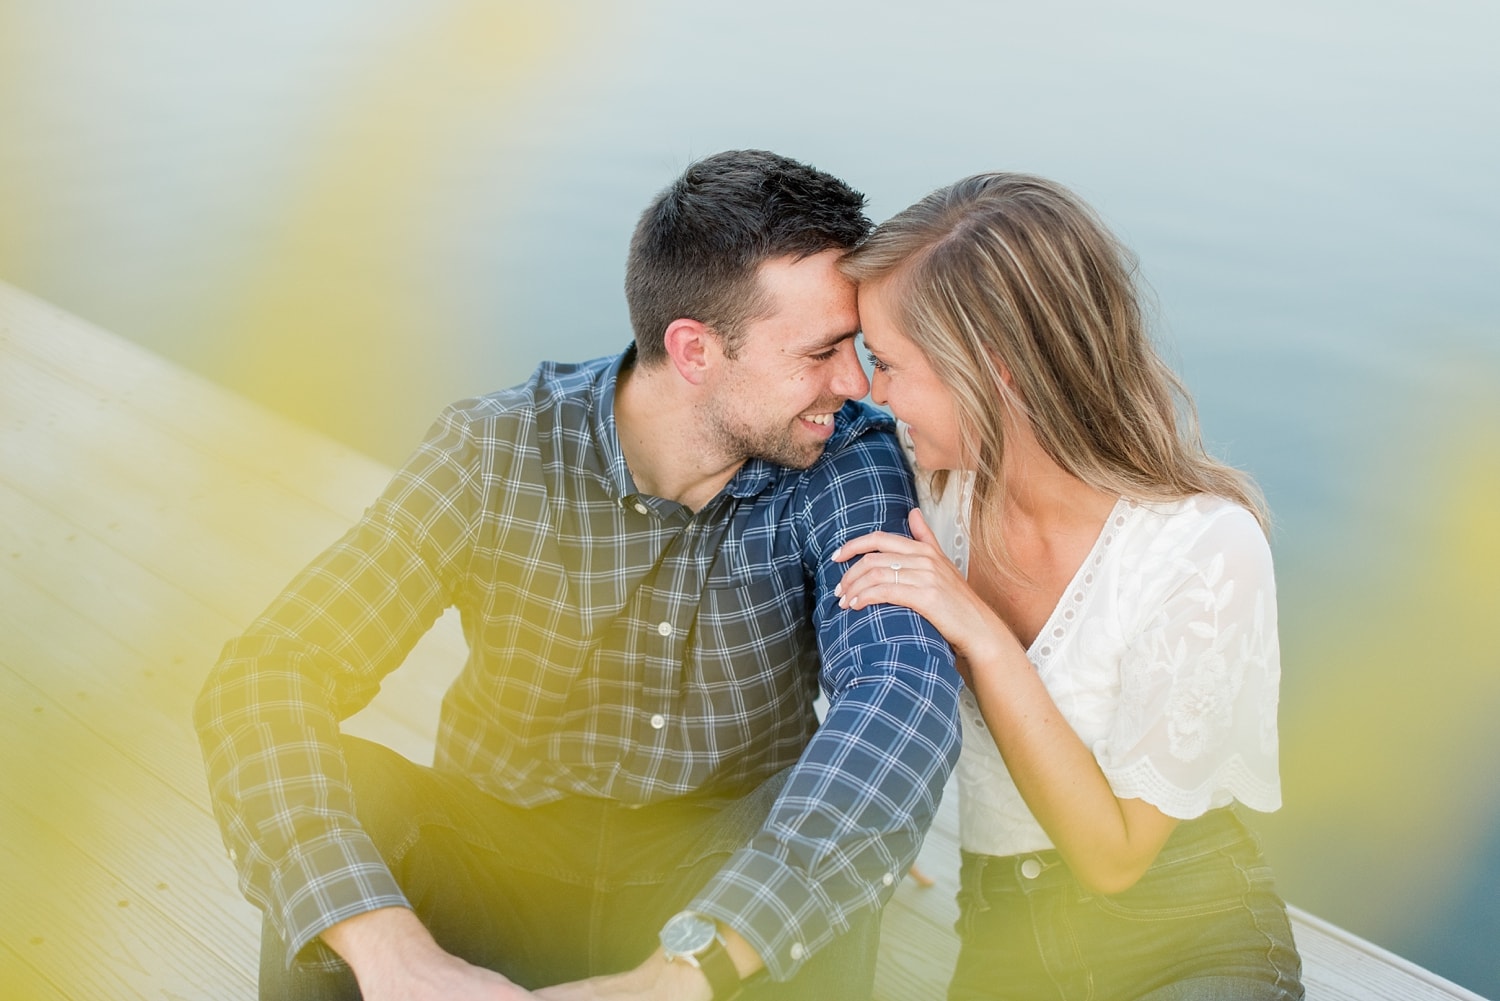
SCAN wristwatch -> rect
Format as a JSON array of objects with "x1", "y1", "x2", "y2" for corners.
[{"x1": 659, "y1": 910, "x2": 742, "y2": 1001}]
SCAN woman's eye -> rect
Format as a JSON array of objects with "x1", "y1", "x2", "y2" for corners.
[{"x1": 864, "y1": 351, "x2": 888, "y2": 372}]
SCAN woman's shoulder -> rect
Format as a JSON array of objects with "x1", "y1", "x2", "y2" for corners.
[
  {"x1": 1133, "y1": 494, "x2": 1266, "y2": 544},
  {"x1": 1126, "y1": 493, "x2": 1274, "y2": 583}
]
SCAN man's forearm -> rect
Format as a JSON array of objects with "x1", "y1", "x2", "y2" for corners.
[
  {"x1": 718, "y1": 923, "x2": 765, "y2": 983},
  {"x1": 320, "y1": 906, "x2": 434, "y2": 977}
]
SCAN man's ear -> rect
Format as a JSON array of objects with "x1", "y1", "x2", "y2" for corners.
[{"x1": 662, "y1": 318, "x2": 717, "y2": 386}]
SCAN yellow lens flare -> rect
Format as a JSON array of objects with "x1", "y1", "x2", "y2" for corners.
[
  {"x1": 1265, "y1": 410, "x2": 1500, "y2": 943},
  {"x1": 219, "y1": 2, "x2": 567, "y2": 461}
]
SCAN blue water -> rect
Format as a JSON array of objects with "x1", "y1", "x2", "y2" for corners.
[{"x1": 3, "y1": 1, "x2": 1497, "y2": 993}]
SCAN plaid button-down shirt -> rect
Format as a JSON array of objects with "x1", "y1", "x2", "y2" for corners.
[{"x1": 195, "y1": 349, "x2": 961, "y2": 980}]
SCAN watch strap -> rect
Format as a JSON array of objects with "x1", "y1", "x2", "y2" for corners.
[{"x1": 695, "y1": 934, "x2": 741, "y2": 1001}]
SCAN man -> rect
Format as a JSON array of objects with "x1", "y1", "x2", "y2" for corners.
[{"x1": 195, "y1": 149, "x2": 961, "y2": 1001}]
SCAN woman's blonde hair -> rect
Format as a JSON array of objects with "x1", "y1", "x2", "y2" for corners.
[{"x1": 841, "y1": 173, "x2": 1268, "y2": 571}]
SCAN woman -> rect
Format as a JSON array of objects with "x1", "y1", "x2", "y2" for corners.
[{"x1": 832, "y1": 174, "x2": 1303, "y2": 1000}]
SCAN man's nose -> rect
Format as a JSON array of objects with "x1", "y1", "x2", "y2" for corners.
[{"x1": 832, "y1": 341, "x2": 870, "y2": 399}]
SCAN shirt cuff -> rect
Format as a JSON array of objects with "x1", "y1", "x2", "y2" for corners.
[
  {"x1": 268, "y1": 834, "x2": 411, "y2": 972},
  {"x1": 690, "y1": 845, "x2": 866, "y2": 982}
]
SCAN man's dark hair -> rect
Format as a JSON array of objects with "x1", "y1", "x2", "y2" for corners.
[{"x1": 625, "y1": 150, "x2": 871, "y2": 365}]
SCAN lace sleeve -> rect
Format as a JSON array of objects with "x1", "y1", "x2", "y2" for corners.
[{"x1": 1099, "y1": 503, "x2": 1284, "y2": 819}]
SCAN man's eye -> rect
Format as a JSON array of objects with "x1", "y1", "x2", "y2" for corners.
[{"x1": 811, "y1": 348, "x2": 839, "y2": 361}]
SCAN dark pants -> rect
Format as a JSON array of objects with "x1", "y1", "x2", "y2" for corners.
[
  {"x1": 260, "y1": 736, "x2": 879, "y2": 999},
  {"x1": 947, "y1": 808, "x2": 1303, "y2": 1001}
]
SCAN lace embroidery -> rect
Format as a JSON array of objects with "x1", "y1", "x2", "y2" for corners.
[{"x1": 1031, "y1": 499, "x2": 1131, "y2": 669}]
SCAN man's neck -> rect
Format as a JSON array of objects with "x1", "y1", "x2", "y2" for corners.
[{"x1": 615, "y1": 361, "x2": 743, "y2": 512}]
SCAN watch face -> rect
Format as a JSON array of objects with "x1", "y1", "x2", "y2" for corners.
[{"x1": 661, "y1": 911, "x2": 717, "y2": 957}]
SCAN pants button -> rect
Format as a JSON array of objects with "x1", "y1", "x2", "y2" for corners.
[{"x1": 1020, "y1": 857, "x2": 1042, "y2": 879}]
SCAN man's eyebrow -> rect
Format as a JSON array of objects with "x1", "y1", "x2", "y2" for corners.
[{"x1": 806, "y1": 328, "x2": 858, "y2": 353}]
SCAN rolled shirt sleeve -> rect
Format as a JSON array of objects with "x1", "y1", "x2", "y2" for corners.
[
  {"x1": 688, "y1": 413, "x2": 962, "y2": 980},
  {"x1": 193, "y1": 404, "x2": 480, "y2": 967}
]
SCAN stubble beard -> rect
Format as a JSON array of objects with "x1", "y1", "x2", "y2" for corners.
[{"x1": 704, "y1": 403, "x2": 829, "y2": 472}]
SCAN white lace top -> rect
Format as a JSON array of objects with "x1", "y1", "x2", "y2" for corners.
[{"x1": 910, "y1": 443, "x2": 1284, "y2": 857}]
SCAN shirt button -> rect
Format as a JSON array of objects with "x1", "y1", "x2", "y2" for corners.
[
  {"x1": 881, "y1": 872, "x2": 895, "y2": 887},
  {"x1": 1020, "y1": 858, "x2": 1042, "y2": 879},
  {"x1": 650, "y1": 713, "x2": 665, "y2": 730},
  {"x1": 228, "y1": 848, "x2": 238, "y2": 862},
  {"x1": 789, "y1": 942, "x2": 806, "y2": 961},
  {"x1": 656, "y1": 621, "x2": 673, "y2": 637},
  {"x1": 633, "y1": 502, "x2": 648, "y2": 514}
]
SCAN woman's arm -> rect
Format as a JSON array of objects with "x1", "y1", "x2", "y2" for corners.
[
  {"x1": 957, "y1": 621, "x2": 1179, "y2": 894},
  {"x1": 834, "y1": 508, "x2": 1176, "y2": 894}
]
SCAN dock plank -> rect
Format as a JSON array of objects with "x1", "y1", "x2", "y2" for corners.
[
  {"x1": 0, "y1": 779, "x2": 255, "y2": 1000},
  {"x1": 0, "y1": 666, "x2": 259, "y2": 983},
  {"x1": 0, "y1": 278, "x2": 1486, "y2": 1000},
  {"x1": 0, "y1": 940, "x2": 73, "y2": 1001}
]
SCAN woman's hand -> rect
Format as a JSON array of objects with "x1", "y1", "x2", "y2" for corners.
[{"x1": 832, "y1": 508, "x2": 1018, "y2": 667}]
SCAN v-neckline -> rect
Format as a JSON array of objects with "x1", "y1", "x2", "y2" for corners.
[{"x1": 1023, "y1": 496, "x2": 1132, "y2": 667}]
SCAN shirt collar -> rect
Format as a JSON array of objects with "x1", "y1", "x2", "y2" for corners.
[{"x1": 588, "y1": 346, "x2": 638, "y2": 501}]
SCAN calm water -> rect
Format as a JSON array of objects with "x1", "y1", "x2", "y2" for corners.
[{"x1": 3, "y1": 0, "x2": 1498, "y2": 992}]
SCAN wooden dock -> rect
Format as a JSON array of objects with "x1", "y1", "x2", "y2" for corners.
[{"x1": 0, "y1": 279, "x2": 1487, "y2": 1000}]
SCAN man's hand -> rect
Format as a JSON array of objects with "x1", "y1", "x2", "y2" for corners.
[
  {"x1": 533, "y1": 949, "x2": 710, "y2": 1001},
  {"x1": 321, "y1": 906, "x2": 535, "y2": 1001}
]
